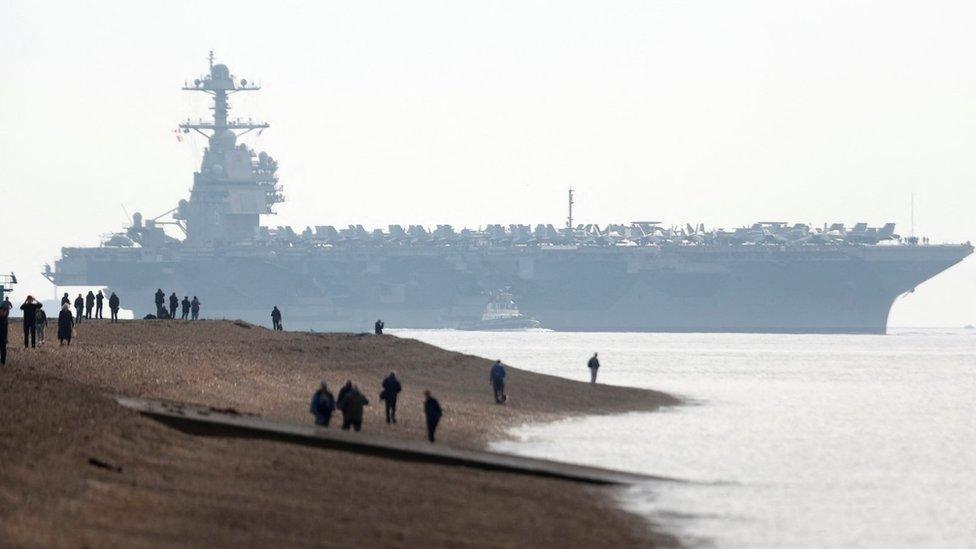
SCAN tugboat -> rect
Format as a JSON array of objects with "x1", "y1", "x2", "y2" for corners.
[{"x1": 459, "y1": 291, "x2": 541, "y2": 331}]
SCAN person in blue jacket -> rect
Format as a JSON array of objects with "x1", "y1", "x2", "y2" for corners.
[
  {"x1": 309, "y1": 381, "x2": 335, "y2": 427},
  {"x1": 489, "y1": 360, "x2": 507, "y2": 404},
  {"x1": 424, "y1": 390, "x2": 442, "y2": 443}
]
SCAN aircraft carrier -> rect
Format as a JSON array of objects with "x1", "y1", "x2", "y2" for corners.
[{"x1": 47, "y1": 56, "x2": 974, "y2": 333}]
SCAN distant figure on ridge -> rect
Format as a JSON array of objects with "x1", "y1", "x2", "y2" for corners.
[
  {"x1": 380, "y1": 371, "x2": 402, "y2": 424},
  {"x1": 169, "y1": 293, "x2": 178, "y2": 320},
  {"x1": 424, "y1": 390, "x2": 443, "y2": 443},
  {"x1": 588, "y1": 352, "x2": 601, "y2": 384},
  {"x1": 310, "y1": 381, "x2": 336, "y2": 427},
  {"x1": 60, "y1": 292, "x2": 70, "y2": 307},
  {"x1": 0, "y1": 298, "x2": 10, "y2": 364},
  {"x1": 374, "y1": 319, "x2": 384, "y2": 335},
  {"x1": 109, "y1": 292, "x2": 120, "y2": 322},
  {"x1": 74, "y1": 294, "x2": 84, "y2": 323},
  {"x1": 490, "y1": 360, "x2": 507, "y2": 404},
  {"x1": 35, "y1": 307, "x2": 47, "y2": 344},
  {"x1": 84, "y1": 290, "x2": 95, "y2": 320},
  {"x1": 181, "y1": 296, "x2": 191, "y2": 320},
  {"x1": 190, "y1": 296, "x2": 200, "y2": 320},
  {"x1": 154, "y1": 288, "x2": 165, "y2": 317},
  {"x1": 339, "y1": 385, "x2": 369, "y2": 432},
  {"x1": 95, "y1": 290, "x2": 105, "y2": 319},
  {"x1": 58, "y1": 303, "x2": 74, "y2": 346},
  {"x1": 271, "y1": 306, "x2": 282, "y2": 331}
]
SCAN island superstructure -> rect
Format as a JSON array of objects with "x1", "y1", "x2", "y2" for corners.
[{"x1": 47, "y1": 56, "x2": 973, "y2": 333}]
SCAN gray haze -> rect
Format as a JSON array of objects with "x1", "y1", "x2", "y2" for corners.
[{"x1": 1, "y1": 1, "x2": 973, "y2": 326}]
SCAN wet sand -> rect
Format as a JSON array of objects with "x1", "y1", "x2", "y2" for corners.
[{"x1": 0, "y1": 320, "x2": 679, "y2": 547}]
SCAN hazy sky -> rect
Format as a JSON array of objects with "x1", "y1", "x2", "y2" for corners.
[{"x1": 1, "y1": 1, "x2": 973, "y2": 326}]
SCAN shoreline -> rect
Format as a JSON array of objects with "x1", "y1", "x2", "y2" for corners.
[{"x1": 0, "y1": 320, "x2": 681, "y2": 547}]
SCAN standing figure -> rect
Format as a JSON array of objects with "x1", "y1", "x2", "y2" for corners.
[
  {"x1": 74, "y1": 294, "x2": 84, "y2": 323},
  {"x1": 57, "y1": 303, "x2": 74, "y2": 345},
  {"x1": 336, "y1": 380, "x2": 353, "y2": 425},
  {"x1": 0, "y1": 298, "x2": 10, "y2": 365},
  {"x1": 35, "y1": 307, "x2": 47, "y2": 344},
  {"x1": 310, "y1": 381, "x2": 336, "y2": 427},
  {"x1": 84, "y1": 290, "x2": 95, "y2": 319},
  {"x1": 181, "y1": 296, "x2": 191, "y2": 320},
  {"x1": 154, "y1": 288, "x2": 165, "y2": 317},
  {"x1": 168, "y1": 293, "x2": 178, "y2": 320},
  {"x1": 380, "y1": 371, "x2": 402, "y2": 424},
  {"x1": 374, "y1": 319, "x2": 384, "y2": 335},
  {"x1": 190, "y1": 296, "x2": 200, "y2": 320},
  {"x1": 424, "y1": 390, "x2": 443, "y2": 443},
  {"x1": 19, "y1": 297, "x2": 42, "y2": 348},
  {"x1": 489, "y1": 360, "x2": 507, "y2": 404},
  {"x1": 587, "y1": 352, "x2": 601, "y2": 384},
  {"x1": 271, "y1": 306, "x2": 282, "y2": 331},
  {"x1": 109, "y1": 292, "x2": 120, "y2": 322},
  {"x1": 339, "y1": 385, "x2": 369, "y2": 432},
  {"x1": 95, "y1": 290, "x2": 104, "y2": 319},
  {"x1": 60, "y1": 292, "x2": 70, "y2": 306}
]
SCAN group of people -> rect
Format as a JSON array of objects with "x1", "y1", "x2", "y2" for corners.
[
  {"x1": 61, "y1": 290, "x2": 121, "y2": 323},
  {"x1": 310, "y1": 372, "x2": 443, "y2": 442},
  {"x1": 153, "y1": 289, "x2": 200, "y2": 320},
  {"x1": 0, "y1": 294, "x2": 84, "y2": 364}
]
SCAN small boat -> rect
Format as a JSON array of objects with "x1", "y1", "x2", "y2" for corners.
[{"x1": 458, "y1": 291, "x2": 541, "y2": 331}]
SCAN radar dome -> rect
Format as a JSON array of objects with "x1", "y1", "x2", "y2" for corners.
[{"x1": 211, "y1": 64, "x2": 230, "y2": 80}]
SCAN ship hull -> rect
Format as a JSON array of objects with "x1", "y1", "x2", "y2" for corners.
[{"x1": 52, "y1": 244, "x2": 973, "y2": 334}]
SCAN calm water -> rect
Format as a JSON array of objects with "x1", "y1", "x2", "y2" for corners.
[{"x1": 396, "y1": 328, "x2": 976, "y2": 548}]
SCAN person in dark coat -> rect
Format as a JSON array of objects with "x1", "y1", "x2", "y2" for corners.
[
  {"x1": 339, "y1": 385, "x2": 369, "y2": 432},
  {"x1": 20, "y1": 296, "x2": 43, "y2": 349},
  {"x1": 424, "y1": 390, "x2": 443, "y2": 443},
  {"x1": 271, "y1": 306, "x2": 282, "y2": 330},
  {"x1": 310, "y1": 381, "x2": 336, "y2": 426},
  {"x1": 58, "y1": 303, "x2": 74, "y2": 345},
  {"x1": 380, "y1": 372, "x2": 403, "y2": 424},
  {"x1": 181, "y1": 296, "x2": 191, "y2": 320},
  {"x1": 0, "y1": 298, "x2": 10, "y2": 365},
  {"x1": 168, "y1": 293, "x2": 178, "y2": 319},
  {"x1": 374, "y1": 319, "x2": 384, "y2": 335},
  {"x1": 74, "y1": 294, "x2": 84, "y2": 323},
  {"x1": 489, "y1": 360, "x2": 507, "y2": 404},
  {"x1": 190, "y1": 296, "x2": 200, "y2": 320},
  {"x1": 587, "y1": 352, "x2": 601, "y2": 384},
  {"x1": 95, "y1": 290, "x2": 104, "y2": 319},
  {"x1": 109, "y1": 292, "x2": 120, "y2": 322},
  {"x1": 60, "y1": 292, "x2": 70, "y2": 306},
  {"x1": 85, "y1": 290, "x2": 95, "y2": 319},
  {"x1": 35, "y1": 307, "x2": 47, "y2": 343},
  {"x1": 154, "y1": 288, "x2": 165, "y2": 317}
]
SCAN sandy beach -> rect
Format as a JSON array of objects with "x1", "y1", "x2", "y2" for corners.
[{"x1": 0, "y1": 320, "x2": 679, "y2": 547}]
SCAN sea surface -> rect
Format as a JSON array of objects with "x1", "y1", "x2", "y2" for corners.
[{"x1": 396, "y1": 328, "x2": 976, "y2": 548}]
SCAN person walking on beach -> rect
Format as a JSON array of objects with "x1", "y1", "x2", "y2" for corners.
[
  {"x1": 340, "y1": 385, "x2": 369, "y2": 432},
  {"x1": 374, "y1": 319, "x2": 384, "y2": 335},
  {"x1": 74, "y1": 294, "x2": 84, "y2": 323},
  {"x1": 95, "y1": 290, "x2": 104, "y2": 319},
  {"x1": 0, "y1": 298, "x2": 10, "y2": 365},
  {"x1": 109, "y1": 292, "x2": 120, "y2": 322},
  {"x1": 337, "y1": 380, "x2": 353, "y2": 422},
  {"x1": 35, "y1": 307, "x2": 47, "y2": 344},
  {"x1": 190, "y1": 296, "x2": 200, "y2": 320},
  {"x1": 490, "y1": 360, "x2": 507, "y2": 404},
  {"x1": 60, "y1": 292, "x2": 70, "y2": 307},
  {"x1": 84, "y1": 291, "x2": 95, "y2": 320},
  {"x1": 154, "y1": 288, "x2": 165, "y2": 317},
  {"x1": 310, "y1": 381, "x2": 336, "y2": 427},
  {"x1": 58, "y1": 303, "x2": 74, "y2": 346},
  {"x1": 181, "y1": 296, "x2": 191, "y2": 320},
  {"x1": 424, "y1": 390, "x2": 443, "y2": 443},
  {"x1": 380, "y1": 371, "x2": 402, "y2": 424},
  {"x1": 587, "y1": 352, "x2": 601, "y2": 384},
  {"x1": 271, "y1": 306, "x2": 282, "y2": 331},
  {"x1": 168, "y1": 292, "x2": 178, "y2": 320}
]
